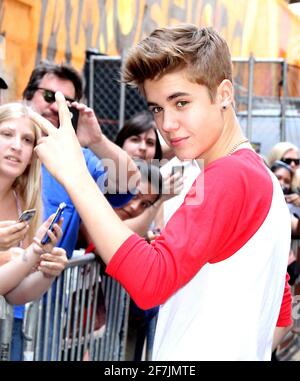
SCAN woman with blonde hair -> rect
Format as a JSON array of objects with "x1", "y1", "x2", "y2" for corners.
[
  {"x1": 268, "y1": 141, "x2": 300, "y2": 207},
  {"x1": 0, "y1": 103, "x2": 42, "y2": 249},
  {"x1": 267, "y1": 141, "x2": 299, "y2": 171},
  {"x1": 0, "y1": 102, "x2": 67, "y2": 310}
]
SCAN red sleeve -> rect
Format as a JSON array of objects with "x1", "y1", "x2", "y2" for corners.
[
  {"x1": 85, "y1": 243, "x2": 96, "y2": 254},
  {"x1": 106, "y1": 152, "x2": 272, "y2": 309},
  {"x1": 276, "y1": 272, "x2": 293, "y2": 327}
]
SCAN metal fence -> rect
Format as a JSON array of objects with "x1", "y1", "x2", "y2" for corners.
[
  {"x1": 0, "y1": 253, "x2": 130, "y2": 361},
  {"x1": 233, "y1": 57, "x2": 300, "y2": 156},
  {"x1": 85, "y1": 53, "x2": 147, "y2": 142}
]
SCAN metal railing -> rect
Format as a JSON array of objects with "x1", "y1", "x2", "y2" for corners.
[{"x1": 0, "y1": 253, "x2": 130, "y2": 361}]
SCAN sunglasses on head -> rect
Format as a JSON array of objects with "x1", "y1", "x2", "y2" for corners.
[
  {"x1": 36, "y1": 87, "x2": 75, "y2": 104},
  {"x1": 281, "y1": 157, "x2": 300, "y2": 166}
]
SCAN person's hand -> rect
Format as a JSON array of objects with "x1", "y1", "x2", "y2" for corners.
[
  {"x1": 29, "y1": 92, "x2": 87, "y2": 185},
  {"x1": 31, "y1": 213, "x2": 63, "y2": 256},
  {"x1": 0, "y1": 220, "x2": 29, "y2": 251},
  {"x1": 70, "y1": 102, "x2": 104, "y2": 148},
  {"x1": 160, "y1": 171, "x2": 184, "y2": 202},
  {"x1": 285, "y1": 192, "x2": 300, "y2": 207},
  {"x1": 37, "y1": 247, "x2": 68, "y2": 278},
  {"x1": 25, "y1": 213, "x2": 64, "y2": 273}
]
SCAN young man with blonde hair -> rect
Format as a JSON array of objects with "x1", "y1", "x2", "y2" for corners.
[{"x1": 31, "y1": 25, "x2": 291, "y2": 360}]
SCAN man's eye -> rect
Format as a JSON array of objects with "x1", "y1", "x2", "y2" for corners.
[
  {"x1": 149, "y1": 106, "x2": 162, "y2": 114},
  {"x1": 177, "y1": 101, "x2": 188, "y2": 108}
]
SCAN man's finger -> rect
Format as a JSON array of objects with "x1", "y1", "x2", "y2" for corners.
[
  {"x1": 29, "y1": 110, "x2": 56, "y2": 135},
  {"x1": 55, "y1": 91, "x2": 74, "y2": 131}
]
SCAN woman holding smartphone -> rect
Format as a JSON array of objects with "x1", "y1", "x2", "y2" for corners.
[
  {"x1": 0, "y1": 102, "x2": 67, "y2": 305},
  {"x1": 0, "y1": 102, "x2": 42, "y2": 254}
]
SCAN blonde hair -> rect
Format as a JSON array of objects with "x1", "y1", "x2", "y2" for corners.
[
  {"x1": 0, "y1": 102, "x2": 42, "y2": 242},
  {"x1": 267, "y1": 142, "x2": 299, "y2": 167}
]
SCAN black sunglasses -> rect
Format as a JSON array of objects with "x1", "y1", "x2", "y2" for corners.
[
  {"x1": 281, "y1": 157, "x2": 300, "y2": 166},
  {"x1": 36, "y1": 87, "x2": 75, "y2": 104}
]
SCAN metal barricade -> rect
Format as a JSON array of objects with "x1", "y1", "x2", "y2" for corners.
[
  {"x1": 0, "y1": 302, "x2": 13, "y2": 361},
  {"x1": 0, "y1": 253, "x2": 130, "y2": 361}
]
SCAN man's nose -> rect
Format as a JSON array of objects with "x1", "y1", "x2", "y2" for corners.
[
  {"x1": 161, "y1": 111, "x2": 179, "y2": 133},
  {"x1": 49, "y1": 101, "x2": 59, "y2": 113}
]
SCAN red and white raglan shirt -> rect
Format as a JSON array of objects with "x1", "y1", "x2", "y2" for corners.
[{"x1": 106, "y1": 149, "x2": 291, "y2": 360}]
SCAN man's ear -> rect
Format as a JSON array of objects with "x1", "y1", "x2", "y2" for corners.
[{"x1": 217, "y1": 79, "x2": 234, "y2": 110}]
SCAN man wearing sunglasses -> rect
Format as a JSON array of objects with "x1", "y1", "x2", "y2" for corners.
[
  {"x1": 8, "y1": 61, "x2": 138, "y2": 361},
  {"x1": 22, "y1": 61, "x2": 138, "y2": 252}
]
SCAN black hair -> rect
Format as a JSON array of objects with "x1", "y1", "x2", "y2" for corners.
[
  {"x1": 115, "y1": 110, "x2": 163, "y2": 160},
  {"x1": 22, "y1": 60, "x2": 83, "y2": 101},
  {"x1": 270, "y1": 160, "x2": 293, "y2": 174}
]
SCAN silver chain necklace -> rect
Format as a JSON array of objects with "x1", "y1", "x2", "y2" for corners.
[{"x1": 227, "y1": 138, "x2": 249, "y2": 156}]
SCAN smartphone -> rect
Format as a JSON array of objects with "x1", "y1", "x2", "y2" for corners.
[
  {"x1": 41, "y1": 202, "x2": 66, "y2": 245},
  {"x1": 171, "y1": 165, "x2": 184, "y2": 177},
  {"x1": 18, "y1": 209, "x2": 36, "y2": 223},
  {"x1": 69, "y1": 106, "x2": 79, "y2": 131}
]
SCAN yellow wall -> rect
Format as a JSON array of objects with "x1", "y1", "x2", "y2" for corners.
[{"x1": 1, "y1": 0, "x2": 300, "y2": 99}]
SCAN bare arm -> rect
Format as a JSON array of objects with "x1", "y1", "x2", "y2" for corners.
[
  {"x1": 124, "y1": 200, "x2": 163, "y2": 236},
  {"x1": 0, "y1": 250, "x2": 13, "y2": 266},
  {"x1": 0, "y1": 215, "x2": 65, "y2": 297},
  {"x1": 62, "y1": 174, "x2": 132, "y2": 264},
  {"x1": 0, "y1": 246, "x2": 41, "y2": 296},
  {"x1": 70, "y1": 102, "x2": 139, "y2": 193},
  {"x1": 90, "y1": 135, "x2": 139, "y2": 193},
  {"x1": 31, "y1": 93, "x2": 135, "y2": 265},
  {"x1": 272, "y1": 325, "x2": 292, "y2": 351},
  {"x1": 5, "y1": 247, "x2": 67, "y2": 304}
]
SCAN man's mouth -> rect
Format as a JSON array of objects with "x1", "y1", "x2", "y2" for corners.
[{"x1": 170, "y1": 137, "x2": 189, "y2": 147}]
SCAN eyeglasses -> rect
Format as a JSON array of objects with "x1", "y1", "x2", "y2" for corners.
[
  {"x1": 36, "y1": 88, "x2": 75, "y2": 104},
  {"x1": 280, "y1": 157, "x2": 300, "y2": 166}
]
